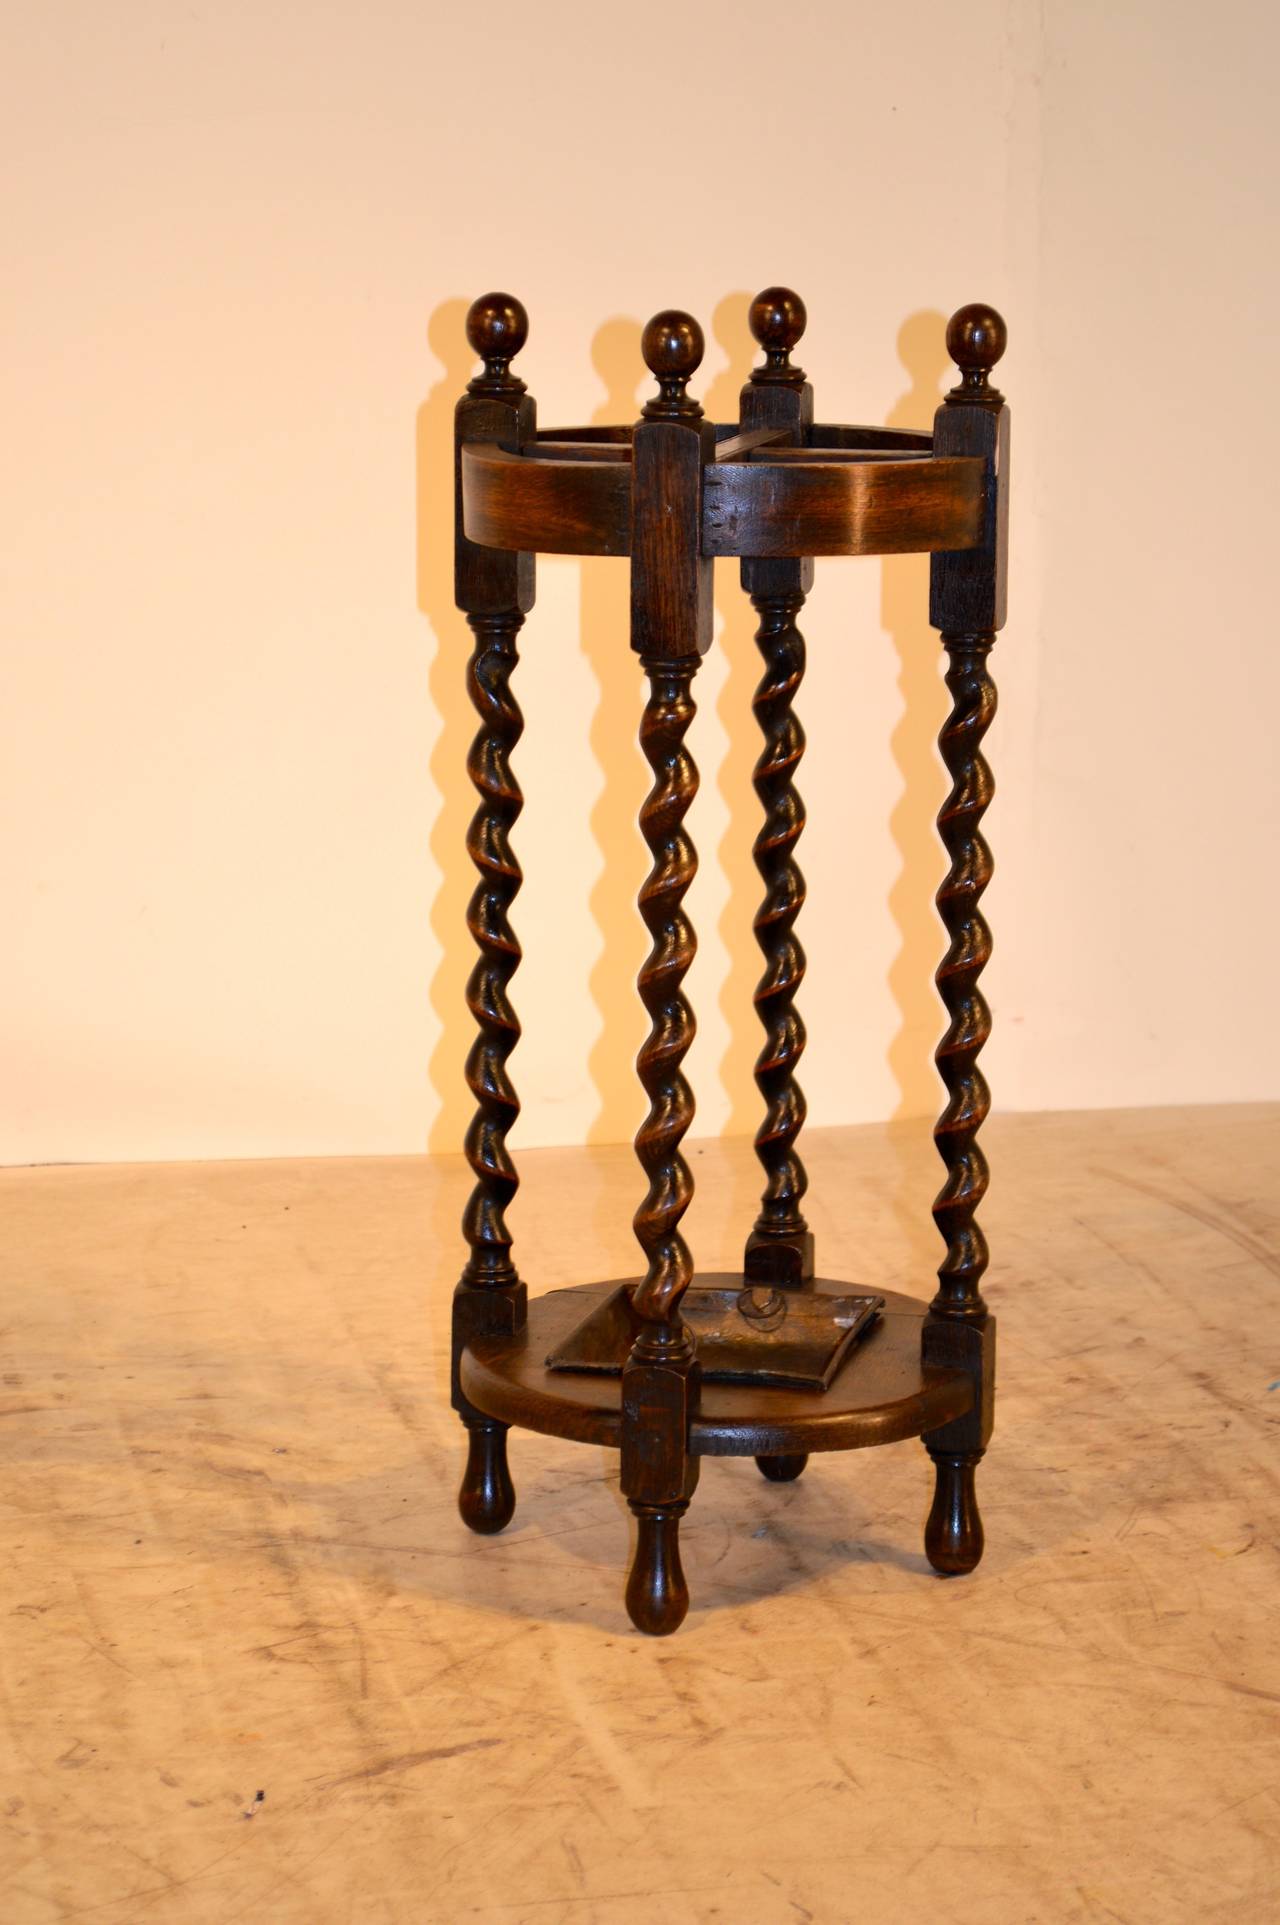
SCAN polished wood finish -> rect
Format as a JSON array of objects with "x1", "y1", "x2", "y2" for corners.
[
  {"x1": 809, "y1": 422, "x2": 934, "y2": 450},
  {"x1": 463, "y1": 442, "x2": 985, "y2": 559},
  {"x1": 450, "y1": 294, "x2": 535, "y2": 1532},
  {"x1": 462, "y1": 441, "x2": 632, "y2": 556},
  {"x1": 756, "y1": 1450, "x2": 809, "y2": 1481},
  {"x1": 929, "y1": 633, "x2": 997, "y2": 1323},
  {"x1": 921, "y1": 303, "x2": 1010, "y2": 1574},
  {"x1": 453, "y1": 296, "x2": 535, "y2": 614},
  {"x1": 924, "y1": 1449, "x2": 985, "y2": 1574},
  {"x1": 629, "y1": 312, "x2": 716, "y2": 658},
  {"x1": 712, "y1": 425, "x2": 791, "y2": 461},
  {"x1": 744, "y1": 588, "x2": 814, "y2": 1285},
  {"x1": 460, "y1": 1279, "x2": 975, "y2": 1455},
  {"x1": 629, "y1": 655, "x2": 702, "y2": 1333},
  {"x1": 451, "y1": 287, "x2": 1012, "y2": 1629},
  {"x1": 524, "y1": 440, "x2": 632, "y2": 462},
  {"x1": 626, "y1": 1496, "x2": 695, "y2": 1637},
  {"x1": 738, "y1": 290, "x2": 816, "y2": 1300},
  {"x1": 701, "y1": 454, "x2": 984, "y2": 557},
  {"x1": 457, "y1": 1416, "x2": 516, "y2": 1534},
  {"x1": 619, "y1": 317, "x2": 717, "y2": 1631},
  {"x1": 930, "y1": 306, "x2": 1010, "y2": 635}
]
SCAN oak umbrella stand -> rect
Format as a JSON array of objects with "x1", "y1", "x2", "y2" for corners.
[{"x1": 449, "y1": 287, "x2": 1008, "y2": 1634}]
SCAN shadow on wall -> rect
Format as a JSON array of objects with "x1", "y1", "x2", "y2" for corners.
[
  {"x1": 416, "y1": 294, "x2": 952, "y2": 1172},
  {"x1": 577, "y1": 295, "x2": 763, "y2": 1151},
  {"x1": 417, "y1": 296, "x2": 479, "y2": 1156},
  {"x1": 578, "y1": 317, "x2": 644, "y2": 1148},
  {"x1": 703, "y1": 292, "x2": 770, "y2": 1145},
  {"x1": 883, "y1": 311, "x2": 951, "y2": 1123}
]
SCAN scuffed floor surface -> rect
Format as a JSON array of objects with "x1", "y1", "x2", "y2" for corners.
[{"x1": 2, "y1": 1106, "x2": 1278, "y2": 1923}]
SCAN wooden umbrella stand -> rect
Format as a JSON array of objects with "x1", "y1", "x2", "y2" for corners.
[{"x1": 448, "y1": 286, "x2": 1009, "y2": 1634}]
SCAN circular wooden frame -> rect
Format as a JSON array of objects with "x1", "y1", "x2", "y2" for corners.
[
  {"x1": 460, "y1": 1277, "x2": 975, "y2": 1458},
  {"x1": 460, "y1": 427, "x2": 986, "y2": 561}
]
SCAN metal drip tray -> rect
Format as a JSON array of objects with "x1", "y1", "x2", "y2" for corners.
[{"x1": 545, "y1": 1283, "x2": 884, "y2": 1392}]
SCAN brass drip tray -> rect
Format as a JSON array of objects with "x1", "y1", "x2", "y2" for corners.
[{"x1": 545, "y1": 1282, "x2": 884, "y2": 1392}]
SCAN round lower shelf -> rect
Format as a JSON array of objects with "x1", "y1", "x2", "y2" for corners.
[{"x1": 460, "y1": 1275, "x2": 972, "y2": 1457}]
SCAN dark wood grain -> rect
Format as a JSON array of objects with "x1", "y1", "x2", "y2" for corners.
[
  {"x1": 459, "y1": 1278, "x2": 975, "y2": 1455},
  {"x1": 629, "y1": 654, "x2": 702, "y2": 1336},
  {"x1": 462, "y1": 442, "x2": 632, "y2": 556},
  {"x1": 451, "y1": 292, "x2": 536, "y2": 1532},
  {"x1": 930, "y1": 303, "x2": 1010, "y2": 635},
  {"x1": 629, "y1": 311, "x2": 716, "y2": 659},
  {"x1": 616, "y1": 314, "x2": 717, "y2": 1633},
  {"x1": 929, "y1": 632, "x2": 997, "y2": 1322},
  {"x1": 457, "y1": 1417, "x2": 515, "y2": 1534},
  {"x1": 458, "y1": 610, "x2": 526, "y2": 1296},
  {"x1": 703, "y1": 454, "x2": 984, "y2": 557},
  {"x1": 535, "y1": 424, "x2": 634, "y2": 442},
  {"x1": 924, "y1": 1450, "x2": 985, "y2": 1573},
  {"x1": 524, "y1": 441, "x2": 632, "y2": 462},
  {"x1": 739, "y1": 290, "x2": 815, "y2": 1298},
  {"x1": 454, "y1": 298, "x2": 535, "y2": 615},
  {"x1": 448, "y1": 290, "x2": 1012, "y2": 1624},
  {"x1": 463, "y1": 443, "x2": 984, "y2": 561},
  {"x1": 922, "y1": 302, "x2": 1010, "y2": 1577},
  {"x1": 713, "y1": 426, "x2": 792, "y2": 462},
  {"x1": 809, "y1": 423, "x2": 933, "y2": 450},
  {"x1": 745, "y1": 588, "x2": 814, "y2": 1284}
]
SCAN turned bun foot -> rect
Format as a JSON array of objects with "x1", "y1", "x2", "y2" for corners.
[
  {"x1": 459, "y1": 1419, "x2": 516, "y2": 1534},
  {"x1": 625, "y1": 1499, "x2": 691, "y2": 1635},
  {"x1": 925, "y1": 1448, "x2": 985, "y2": 1574},
  {"x1": 755, "y1": 1452, "x2": 809, "y2": 1482}
]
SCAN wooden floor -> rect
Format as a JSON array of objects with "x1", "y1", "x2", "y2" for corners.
[{"x1": 2, "y1": 1106, "x2": 1278, "y2": 1923}]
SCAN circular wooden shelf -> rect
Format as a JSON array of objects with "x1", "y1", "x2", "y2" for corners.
[{"x1": 460, "y1": 1275, "x2": 974, "y2": 1458}]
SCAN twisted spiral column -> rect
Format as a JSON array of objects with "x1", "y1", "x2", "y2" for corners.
[
  {"x1": 630, "y1": 655, "x2": 700, "y2": 1350},
  {"x1": 931, "y1": 632, "x2": 996, "y2": 1322},
  {"x1": 460, "y1": 611, "x2": 525, "y2": 1290},
  {"x1": 749, "y1": 590, "x2": 811, "y2": 1249}
]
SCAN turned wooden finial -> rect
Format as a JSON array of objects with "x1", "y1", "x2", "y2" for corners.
[
  {"x1": 945, "y1": 303, "x2": 1007, "y2": 407},
  {"x1": 748, "y1": 286, "x2": 807, "y2": 389},
  {"x1": 466, "y1": 291, "x2": 529, "y2": 395},
  {"x1": 641, "y1": 310, "x2": 705, "y2": 420}
]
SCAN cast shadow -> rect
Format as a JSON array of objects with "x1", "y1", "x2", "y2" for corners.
[
  {"x1": 704, "y1": 292, "x2": 769, "y2": 1164},
  {"x1": 882, "y1": 310, "x2": 951, "y2": 1125},
  {"x1": 417, "y1": 298, "x2": 485, "y2": 1155},
  {"x1": 416, "y1": 298, "x2": 953, "y2": 1271},
  {"x1": 579, "y1": 318, "x2": 646, "y2": 1150},
  {"x1": 880, "y1": 313, "x2": 951, "y2": 1270},
  {"x1": 577, "y1": 300, "x2": 763, "y2": 1289},
  {"x1": 275, "y1": 1442, "x2": 959, "y2": 1637}
]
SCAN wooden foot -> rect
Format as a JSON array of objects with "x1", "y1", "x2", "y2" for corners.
[
  {"x1": 458, "y1": 1419, "x2": 515, "y2": 1534},
  {"x1": 924, "y1": 1447, "x2": 984, "y2": 1574},
  {"x1": 755, "y1": 1452, "x2": 809, "y2": 1482},
  {"x1": 625, "y1": 1498, "x2": 691, "y2": 1635}
]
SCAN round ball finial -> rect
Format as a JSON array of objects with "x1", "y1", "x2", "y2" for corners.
[
  {"x1": 946, "y1": 303, "x2": 1007, "y2": 401},
  {"x1": 641, "y1": 309, "x2": 705, "y2": 418},
  {"x1": 465, "y1": 291, "x2": 528, "y2": 389},
  {"x1": 749, "y1": 286, "x2": 807, "y2": 356},
  {"x1": 748, "y1": 286, "x2": 807, "y2": 388},
  {"x1": 642, "y1": 310, "x2": 705, "y2": 383}
]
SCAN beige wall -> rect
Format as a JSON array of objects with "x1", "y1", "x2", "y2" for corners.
[{"x1": 4, "y1": 1, "x2": 1277, "y2": 1165}]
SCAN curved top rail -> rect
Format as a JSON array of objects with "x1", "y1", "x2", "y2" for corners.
[
  {"x1": 462, "y1": 442, "x2": 632, "y2": 557},
  {"x1": 461, "y1": 438, "x2": 985, "y2": 561},
  {"x1": 703, "y1": 455, "x2": 984, "y2": 558}
]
